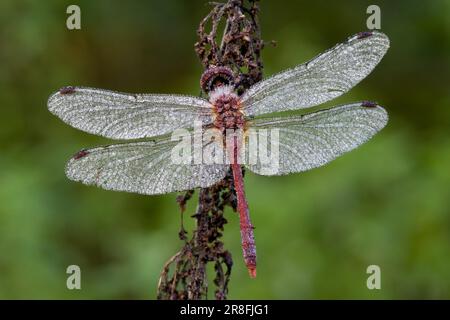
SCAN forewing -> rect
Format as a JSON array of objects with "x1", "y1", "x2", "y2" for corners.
[
  {"x1": 65, "y1": 133, "x2": 228, "y2": 195},
  {"x1": 245, "y1": 102, "x2": 388, "y2": 175},
  {"x1": 48, "y1": 87, "x2": 212, "y2": 139},
  {"x1": 241, "y1": 31, "x2": 390, "y2": 116}
]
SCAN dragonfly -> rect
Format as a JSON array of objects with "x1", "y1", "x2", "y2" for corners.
[{"x1": 48, "y1": 31, "x2": 390, "y2": 278}]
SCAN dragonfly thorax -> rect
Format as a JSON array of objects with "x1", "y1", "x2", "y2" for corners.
[{"x1": 210, "y1": 85, "x2": 245, "y2": 131}]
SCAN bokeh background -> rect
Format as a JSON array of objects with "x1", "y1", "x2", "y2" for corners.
[{"x1": 1, "y1": 0, "x2": 450, "y2": 299}]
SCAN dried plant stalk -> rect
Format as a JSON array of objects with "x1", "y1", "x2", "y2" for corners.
[{"x1": 157, "y1": 0, "x2": 264, "y2": 300}]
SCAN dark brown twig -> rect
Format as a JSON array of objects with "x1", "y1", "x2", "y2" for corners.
[{"x1": 157, "y1": 0, "x2": 264, "y2": 300}]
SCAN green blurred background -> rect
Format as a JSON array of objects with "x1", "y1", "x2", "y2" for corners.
[{"x1": 1, "y1": 0, "x2": 450, "y2": 299}]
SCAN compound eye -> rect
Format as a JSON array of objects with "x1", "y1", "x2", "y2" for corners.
[{"x1": 200, "y1": 66, "x2": 235, "y2": 93}]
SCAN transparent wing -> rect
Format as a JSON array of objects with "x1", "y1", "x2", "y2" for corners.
[
  {"x1": 65, "y1": 133, "x2": 228, "y2": 195},
  {"x1": 244, "y1": 102, "x2": 388, "y2": 175},
  {"x1": 48, "y1": 86, "x2": 213, "y2": 139},
  {"x1": 241, "y1": 31, "x2": 390, "y2": 116}
]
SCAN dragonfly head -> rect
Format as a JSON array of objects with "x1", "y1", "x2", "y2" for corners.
[{"x1": 200, "y1": 66, "x2": 235, "y2": 94}]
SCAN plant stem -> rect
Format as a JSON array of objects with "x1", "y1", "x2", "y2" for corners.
[{"x1": 157, "y1": 0, "x2": 264, "y2": 300}]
